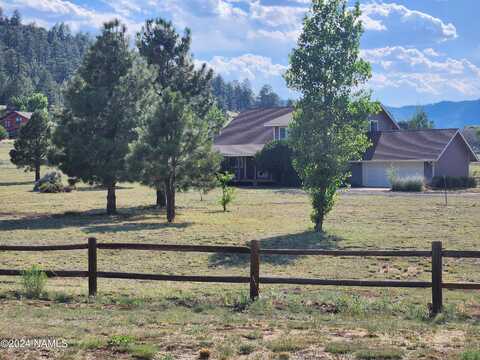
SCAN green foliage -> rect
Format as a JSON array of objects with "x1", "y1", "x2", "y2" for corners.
[
  {"x1": 257, "y1": 84, "x2": 281, "y2": 108},
  {"x1": 431, "y1": 176, "x2": 477, "y2": 189},
  {"x1": 0, "y1": 124, "x2": 7, "y2": 141},
  {"x1": 51, "y1": 20, "x2": 149, "y2": 214},
  {"x1": 9, "y1": 109, "x2": 50, "y2": 181},
  {"x1": 212, "y1": 76, "x2": 256, "y2": 112},
  {"x1": 390, "y1": 176, "x2": 425, "y2": 192},
  {"x1": 266, "y1": 337, "x2": 306, "y2": 353},
  {"x1": 108, "y1": 335, "x2": 135, "y2": 349},
  {"x1": 35, "y1": 171, "x2": 63, "y2": 192},
  {"x1": 255, "y1": 140, "x2": 300, "y2": 186},
  {"x1": 12, "y1": 92, "x2": 48, "y2": 112},
  {"x1": 21, "y1": 264, "x2": 47, "y2": 299},
  {"x1": 355, "y1": 348, "x2": 403, "y2": 360},
  {"x1": 0, "y1": 12, "x2": 90, "y2": 106},
  {"x1": 217, "y1": 172, "x2": 235, "y2": 212},
  {"x1": 462, "y1": 350, "x2": 480, "y2": 360},
  {"x1": 238, "y1": 343, "x2": 255, "y2": 355},
  {"x1": 285, "y1": 0, "x2": 377, "y2": 231},
  {"x1": 398, "y1": 106, "x2": 434, "y2": 129},
  {"x1": 129, "y1": 344, "x2": 158, "y2": 360},
  {"x1": 135, "y1": 18, "x2": 221, "y2": 222}
]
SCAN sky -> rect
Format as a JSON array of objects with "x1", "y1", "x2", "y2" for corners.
[{"x1": 1, "y1": 0, "x2": 480, "y2": 107}]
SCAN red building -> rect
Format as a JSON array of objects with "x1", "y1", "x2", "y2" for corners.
[{"x1": 0, "y1": 111, "x2": 32, "y2": 138}]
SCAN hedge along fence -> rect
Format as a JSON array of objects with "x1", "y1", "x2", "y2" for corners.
[{"x1": 1, "y1": 239, "x2": 480, "y2": 316}]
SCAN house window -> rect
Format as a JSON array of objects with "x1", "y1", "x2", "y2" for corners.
[
  {"x1": 369, "y1": 120, "x2": 379, "y2": 132},
  {"x1": 5, "y1": 120, "x2": 10, "y2": 128},
  {"x1": 275, "y1": 127, "x2": 288, "y2": 140},
  {"x1": 16, "y1": 116, "x2": 22, "y2": 124}
]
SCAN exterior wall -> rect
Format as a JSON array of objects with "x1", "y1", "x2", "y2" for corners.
[
  {"x1": 369, "y1": 110, "x2": 398, "y2": 132},
  {"x1": 424, "y1": 162, "x2": 434, "y2": 182},
  {"x1": 350, "y1": 163, "x2": 363, "y2": 187},
  {"x1": 0, "y1": 112, "x2": 29, "y2": 138},
  {"x1": 434, "y1": 134, "x2": 471, "y2": 178}
]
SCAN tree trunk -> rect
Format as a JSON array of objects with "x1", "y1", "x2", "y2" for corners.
[
  {"x1": 165, "y1": 180, "x2": 175, "y2": 223},
  {"x1": 35, "y1": 164, "x2": 40, "y2": 182},
  {"x1": 156, "y1": 188, "x2": 166, "y2": 208},
  {"x1": 314, "y1": 216, "x2": 323, "y2": 232},
  {"x1": 106, "y1": 184, "x2": 117, "y2": 215}
]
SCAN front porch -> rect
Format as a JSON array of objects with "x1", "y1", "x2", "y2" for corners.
[{"x1": 221, "y1": 156, "x2": 273, "y2": 184}]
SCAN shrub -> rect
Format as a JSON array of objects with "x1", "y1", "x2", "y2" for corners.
[
  {"x1": 255, "y1": 140, "x2": 301, "y2": 186},
  {"x1": 238, "y1": 343, "x2": 255, "y2": 355},
  {"x1": 430, "y1": 176, "x2": 477, "y2": 189},
  {"x1": 34, "y1": 171, "x2": 64, "y2": 193},
  {"x1": 462, "y1": 350, "x2": 480, "y2": 360},
  {"x1": 355, "y1": 348, "x2": 403, "y2": 359},
  {"x1": 217, "y1": 172, "x2": 235, "y2": 212},
  {"x1": 21, "y1": 265, "x2": 47, "y2": 299},
  {"x1": 0, "y1": 124, "x2": 7, "y2": 141},
  {"x1": 390, "y1": 176, "x2": 424, "y2": 192},
  {"x1": 67, "y1": 177, "x2": 80, "y2": 187}
]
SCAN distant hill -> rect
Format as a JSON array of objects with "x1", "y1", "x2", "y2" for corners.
[{"x1": 388, "y1": 99, "x2": 480, "y2": 129}]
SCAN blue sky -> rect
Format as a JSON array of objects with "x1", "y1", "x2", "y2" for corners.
[{"x1": 1, "y1": 0, "x2": 480, "y2": 106}]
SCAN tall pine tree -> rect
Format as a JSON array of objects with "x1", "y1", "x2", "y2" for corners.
[{"x1": 51, "y1": 20, "x2": 148, "y2": 214}]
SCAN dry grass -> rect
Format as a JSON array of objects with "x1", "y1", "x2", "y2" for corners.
[{"x1": 1, "y1": 140, "x2": 480, "y2": 359}]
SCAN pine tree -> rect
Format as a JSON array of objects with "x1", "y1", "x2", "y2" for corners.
[
  {"x1": 257, "y1": 85, "x2": 281, "y2": 108},
  {"x1": 51, "y1": 20, "x2": 147, "y2": 214},
  {"x1": 9, "y1": 110, "x2": 50, "y2": 181},
  {"x1": 136, "y1": 18, "x2": 222, "y2": 222}
]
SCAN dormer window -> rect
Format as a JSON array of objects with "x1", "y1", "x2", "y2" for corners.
[
  {"x1": 369, "y1": 120, "x2": 379, "y2": 132},
  {"x1": 16, "y1": 116, "x2": 21, "y2": 124}
]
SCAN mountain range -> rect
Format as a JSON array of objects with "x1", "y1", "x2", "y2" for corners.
[{"x1": 387, "y1": 99, "x2": 480, "y2": 129}]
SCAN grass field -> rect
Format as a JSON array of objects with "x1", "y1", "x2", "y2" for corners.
[{"x1": 1, "y1": 140, "x2": 480, "y2": 359}]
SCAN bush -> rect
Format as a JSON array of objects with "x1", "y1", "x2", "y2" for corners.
[
  {"x1": 255, "y1": 140, "x2": 301, "y2": 186},
  {"x1": 34, "y1": 171, "x2": 64, "y2": 193},
  {"x1": 390, "y1": 176, "x2": 424, "y2": 192},
  {"x1": 22, "y1": 265, "x2": 47, "y2": 299},
  {"x1": 430, "y1": 176, "x2": 477, "y2": 189},
  {"x1": 462, "y1": 350, "x2": 480, "y2": 360},
  {"x1": 217, "y1": 172, "x2": 235, "y2": 212},
  {"x1": 0, "y1": 125, "x2": 7, "y2": 141}
]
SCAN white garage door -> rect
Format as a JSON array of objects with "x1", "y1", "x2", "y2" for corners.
[{"x1": 363, "y1": 162, "x2": 424, "y2": 187}]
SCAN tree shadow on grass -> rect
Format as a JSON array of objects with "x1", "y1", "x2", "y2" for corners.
[
  {"x1": 209, "y1": 231, "x2": 341, "y2": 267},
  {"x1": 83, "y1": 221, "x2": 191, "y2": 233},
  {"x1": 0, "y1": 181, "x2": 35, "y2": 187},
  {"x1": 0, "y1": 205, "x2": 188, "y2": 233}
]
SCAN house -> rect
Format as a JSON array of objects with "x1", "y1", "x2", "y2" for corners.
[
  {"x1": 0, "y1": 110, "x2": 32, "y2": 138},
  {"x1": 351, "y1": 129, "x2": 478, "y2": 187},
  {"x1": 213, "y1": 105, "x2": 479, "y2": 187}
]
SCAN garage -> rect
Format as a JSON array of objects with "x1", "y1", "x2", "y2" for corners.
[{"x1": 363, "y1": 161, "x2": 425, "y2": 188}]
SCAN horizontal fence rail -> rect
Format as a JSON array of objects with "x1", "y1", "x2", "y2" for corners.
[{"x1": 1, "y1": 238, "x2": 480, "y2": 315}]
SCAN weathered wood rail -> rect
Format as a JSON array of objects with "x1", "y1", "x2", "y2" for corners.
[{"x1": 1, "y1": 239, "x2": 480, "y2": 315}]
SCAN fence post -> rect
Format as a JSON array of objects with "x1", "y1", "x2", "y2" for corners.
[
  {"x1": 250, "y1": 240, "x2": 260, "y2": 301},
  {"x1": 88, "y1": 237, "x2": 97, "y2": 297},
  {"x1": 431, "y1": 241, "x2": 443, "y2": 315}
]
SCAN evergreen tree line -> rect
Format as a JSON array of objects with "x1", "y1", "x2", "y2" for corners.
[
  {"x1": 0, "y1": 9, "x2": 91, "y2": 107},
  {"x1": 211, "y1": 76, "x2": 291, "y2": 112}
]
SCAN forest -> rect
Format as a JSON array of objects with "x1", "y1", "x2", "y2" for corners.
[{"x1": 0, "y1": 9, "x2": 286, "y2": 113}]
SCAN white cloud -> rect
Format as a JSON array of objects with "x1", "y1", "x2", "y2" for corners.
[
  {"x1": 363, "y1": 46, "x2": 480, "y2": 98},
  {"x1": 199, "y1": 54, "x2": 286, "y2": 80},
  {"x1": 360, "y1": 3, "x2": 457, "y2": 42}
]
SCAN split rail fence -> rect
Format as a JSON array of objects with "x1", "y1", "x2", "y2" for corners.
[{"x1": 1, "y1": 239, "x2": 480, "y2": 315}]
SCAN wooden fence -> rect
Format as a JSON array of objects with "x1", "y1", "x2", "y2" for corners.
[{"x1": 1, "y1": 239, "x2": 480, "y2": 315}]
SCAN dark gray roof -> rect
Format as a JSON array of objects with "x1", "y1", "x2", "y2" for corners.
[
  {"x1": 214, "y1": 107, "x2": 292, "y2": 156},
  {"x1": 364, "y1": 129, "x2": 459, "y2": 161}
]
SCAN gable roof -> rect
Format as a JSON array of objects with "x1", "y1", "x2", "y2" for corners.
[
  {"x1": 214, "y1": 107, "x2": 292, "y2": 156},
  {"x1": 0, "y1": 110, "x2": 33, "y2": 121},
  {"x1": 363, "y1": 129, "x2": 478, "y2": 161}
]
